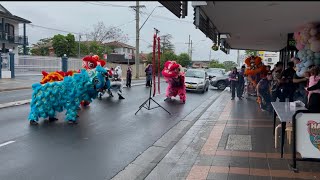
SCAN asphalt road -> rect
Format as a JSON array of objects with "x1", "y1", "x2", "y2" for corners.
[{"x1": 0, "y1": 83, "x2": 222, "y2": 180}]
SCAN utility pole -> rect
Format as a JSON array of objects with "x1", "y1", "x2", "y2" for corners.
[
  {"x1": 237, "y1": 49, "x2": 240, "y2": 67},
  {"x1": 78, "y1": 34, "x2": 81, "y2": 58},
  {"x1": 188, "y1": 35, "x2": 191, "y2": 57},
  {"x1": 190, "y1": 40, "x2": 193, "y2": 61},
  {"x1": 209, "y1": 49, "x2": 211, "y2": 61},
  {"x1": 135, "y1": 0, "x2": 140, "y2": 79}
]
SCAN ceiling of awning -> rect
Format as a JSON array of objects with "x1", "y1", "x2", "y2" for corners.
[{"x1": 198, "y1": 1, "x2": 320, "y2": 51}]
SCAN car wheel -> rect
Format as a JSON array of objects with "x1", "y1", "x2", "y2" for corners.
[{"x1": 217, "y1": 81, "x2": 227, "y2": 90}]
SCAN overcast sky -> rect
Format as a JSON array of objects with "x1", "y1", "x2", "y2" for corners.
[{"x1": 2, "y1": 1, "x2": 245, "y2": 62}]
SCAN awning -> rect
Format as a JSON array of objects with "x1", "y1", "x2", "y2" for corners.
[{"x1": 192, "y1": 1, "x2": 320, "y2": 52}]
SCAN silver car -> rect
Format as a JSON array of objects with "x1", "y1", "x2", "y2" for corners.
[{"x1": 185, "y1": 69, "x2": 210, "y2": 93}]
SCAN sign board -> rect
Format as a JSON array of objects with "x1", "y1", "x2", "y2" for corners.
[
  {"x1": 125, "y1": 53, "x2": 132, "y2": 60},
  {"x1": 296, "y1": 113, "x2": 320, "y2": 158},
  {"x1": 287, "y1": 33, "x2": 298, "y2": 51}
]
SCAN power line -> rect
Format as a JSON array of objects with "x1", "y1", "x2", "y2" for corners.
[
  {"x1": 83, "y1": 1, "x2": 130, "y2": 8},
  {"x1": 26, "y1": 19, "x2": 135, "y2": 36},
  {"x1": 140, "y1": 11, "x2": 192, "y2": 24}
]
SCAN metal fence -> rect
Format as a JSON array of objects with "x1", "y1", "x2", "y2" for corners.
[{"x1": 15, "y1": 55, "x2": 146, "y2": 77}]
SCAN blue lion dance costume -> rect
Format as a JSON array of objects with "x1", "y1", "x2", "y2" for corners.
[{"x1": 28, "y1": 65, "x2": 106, "y2": 125}]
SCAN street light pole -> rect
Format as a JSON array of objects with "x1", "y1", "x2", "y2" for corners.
[{"x1": 139, "y1": 6, "x2": 163, "y2": 31}]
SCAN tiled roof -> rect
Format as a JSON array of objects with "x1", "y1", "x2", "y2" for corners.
[{"x1": 103, "y1": 41, "x2": 135, "y2": 50}]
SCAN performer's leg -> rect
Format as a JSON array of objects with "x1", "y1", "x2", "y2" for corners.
[
  {"x1": 118, "y1": 82, "x2": 125, "y2": 99},
  {"x1": 178, "y1": 87, "x2": 187, "y2": 103},
  {"x1": 164, "y1": 85, "x2": 173, "y2": 101}
]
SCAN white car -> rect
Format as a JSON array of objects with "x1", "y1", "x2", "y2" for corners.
[{"x1": 185, "y1": 69, "x2": 210, "y2": 93}]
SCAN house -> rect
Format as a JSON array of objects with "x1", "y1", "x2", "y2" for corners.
[
  {"x1": 103, "y1": 41, "x2": 138, "y2": 64},
  {"x1": 0, "y1": 4, "x2": 31, "y2": 78},
  {"x1": 0, "y1": 4, "x2": 31, "y2": 55},
  {"x1": 192, "y1": 61, "x2": 210, "y2": 68}
]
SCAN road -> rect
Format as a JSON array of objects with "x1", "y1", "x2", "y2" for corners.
[{"x1": 0, "y1": 83, "x2": 222, "y2": 180}]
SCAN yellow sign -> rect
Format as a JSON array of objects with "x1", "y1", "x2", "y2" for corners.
[{"x1": 187, "y1": 84, "x2": 193, "y2": 88}]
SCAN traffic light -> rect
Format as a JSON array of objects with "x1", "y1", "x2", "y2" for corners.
[
  {"x1": 181, "y1": 1, "x2": 188, "y2": 18},
  {"x1": 193, "y1": 6, "x2": 200, "y2": 28}
]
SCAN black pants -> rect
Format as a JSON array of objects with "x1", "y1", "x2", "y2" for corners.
[
  {"x1": 308, "y1": 93, "x2": 320, "y2": 112},
  {"x1": 231, "y1": 81, "x2": 240, "y2": 98},
  {"x1": 126, "y1": 75, "x2": 132, "y2": 87},
  {"x1": 238, "y1": 82, "x2": 245, "y2": 97},
  {"x1": 282, "y1": 87, "x2": 294, "y2": 102}
]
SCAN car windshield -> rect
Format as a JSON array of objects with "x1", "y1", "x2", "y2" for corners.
[{"x1": 185, "y1": 70, "x2": 205, "y2": 78}]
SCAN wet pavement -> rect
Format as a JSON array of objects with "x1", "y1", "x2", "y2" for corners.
[
  {"x1": 0, "y1": 82, "x2": 222, "y2": 180},
  {"x1": 116, "y1": 92, "x2": 320, "y2": 180}
]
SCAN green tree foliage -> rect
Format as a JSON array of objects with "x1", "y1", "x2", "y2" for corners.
[
  {"x1": 245, "y1": 50, "x2": 258, "y2": 56},
  {"x1": 30, "y1": 38, "x2": 52, "y2": 56},
  {"x1": 177, "y1": 53, "x2": 191, "y2": 67},
  {"x1": 18, "y1": 45, "x2": 31, "y2": 55},
  {"x1": 209, "y1": 59, "x2": 225, "y2": 69},
  {"x1": 148, "y1": 33, "x2": 175, "y2": 53},
  {"x1": 223, "y1": 61, "x2": 238, "y2": 71},
  {"x1": 52, "y1": 33, "x2": 77, "y2": 57}
]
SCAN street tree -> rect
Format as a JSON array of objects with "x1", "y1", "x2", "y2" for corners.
[
  {"x1": 223, "y1": 61, "x2": 238, "y2": 71},
  {"x1": 52, "y1": 33, "x2": 77, "y2": 57},
  {"x1": 148, "y1": 33, "x2": 175, "y2": 53},
  {"x1": 87, "y1": 21, "x2": 129, "y2": 43},
  {"x1": 30, "y1": 38, "x2": 52, "y2": 56},
  {"x1": 177, "y1": 53, "x2": 191, "y2": 67},
  {"x1": 18, "y1": 45, "x2": 31, "y2": 55},
  {"x1": 209, "y1": 59, "x2": 225, "y2": 69}
]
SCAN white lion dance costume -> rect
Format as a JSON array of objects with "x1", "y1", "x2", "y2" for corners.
[
  {"x1": 162, "y1": 61, "x2": 186, "y2": 103},
  {"x1": 98, "y1": 66, "x2": 125, "y2": 100}
]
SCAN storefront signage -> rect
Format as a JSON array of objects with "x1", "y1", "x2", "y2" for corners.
[
  {"x1": 287, "y1": 33, "x2": 297, "y2": 51},
  {"x1": 296, "y1": 113, "x2": 320, "y2": 158}
]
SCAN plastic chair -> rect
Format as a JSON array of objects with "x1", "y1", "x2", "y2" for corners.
[{"x1": 274, "y1": 121, "x2": 293, "y2": 148}]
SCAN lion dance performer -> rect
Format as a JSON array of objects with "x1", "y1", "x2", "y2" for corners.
[
  {"x1": 244, "y1": 55, "x2": 268, "y2": 96},
  {"x1": 98, "y1": 66, "x2": 125, "y2": 100},
  {"x1": 28, "y1": 66, "x2": 106, "y2": 125},
  {"x1": 81, "y1": 54, "x2": 106, "y2": 106},
  {"x1": 162, "y1": 60, "x2": 186, "y2": 103}
]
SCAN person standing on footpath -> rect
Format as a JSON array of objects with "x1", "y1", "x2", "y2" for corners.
[
  {"x1": 229, "y1": 67, "x2": 242, "y2": 100},
  {"x1": 238, "y1": 65, "x2": 246, "y2": 98},
  {"x1": 145, "y1": 64, "x2": 152, "y2": 87},
  {"x1": 126, "y1": 65, "x2": 133, "y2": 88},
  {"x1": 271, "y1": 62, "x2": 284, "y2": 102},
  {"x1": 281, "y1": 61, "x2": 296, "y2": 102},
  {"x1": 291, "y1": 57, "x2": 308, "y2": 104}
]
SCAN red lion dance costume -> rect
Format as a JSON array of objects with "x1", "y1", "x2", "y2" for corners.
[
  {"x1": 244, "y1": 55, "x2": 268, "y2": 96},
  {"x1": 162, "y1": 61, "x2": 186, "y2": 103},
  {"x1": 81, "y1": 54, "x2": 106, "y2": 106}
]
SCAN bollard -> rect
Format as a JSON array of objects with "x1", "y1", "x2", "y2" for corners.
[
  {"x1": 9, "y1": 51, "x2": 15, "y2": 78},
  {"x1": 61, "y1": 54, "x2": 68, "y2": 72},
  {"x1": 0, "y1": 55, "x2": 2, "y2": 79}
]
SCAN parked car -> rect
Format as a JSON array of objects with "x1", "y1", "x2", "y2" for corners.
[
  {"x1": 185, "y1": 69, "x2": 210, "y2": 93},
  {"x1": 207, "y1": 68, "x2": 230, "y2": 90}
]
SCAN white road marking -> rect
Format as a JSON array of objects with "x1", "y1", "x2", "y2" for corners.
[{"x1": 0, "y1": 141, "x2": 15, "y2": 148}]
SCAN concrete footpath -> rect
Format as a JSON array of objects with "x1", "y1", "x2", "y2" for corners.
[{"x1": 111, "y1": 90, "x2": 320, "y2": 180}]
